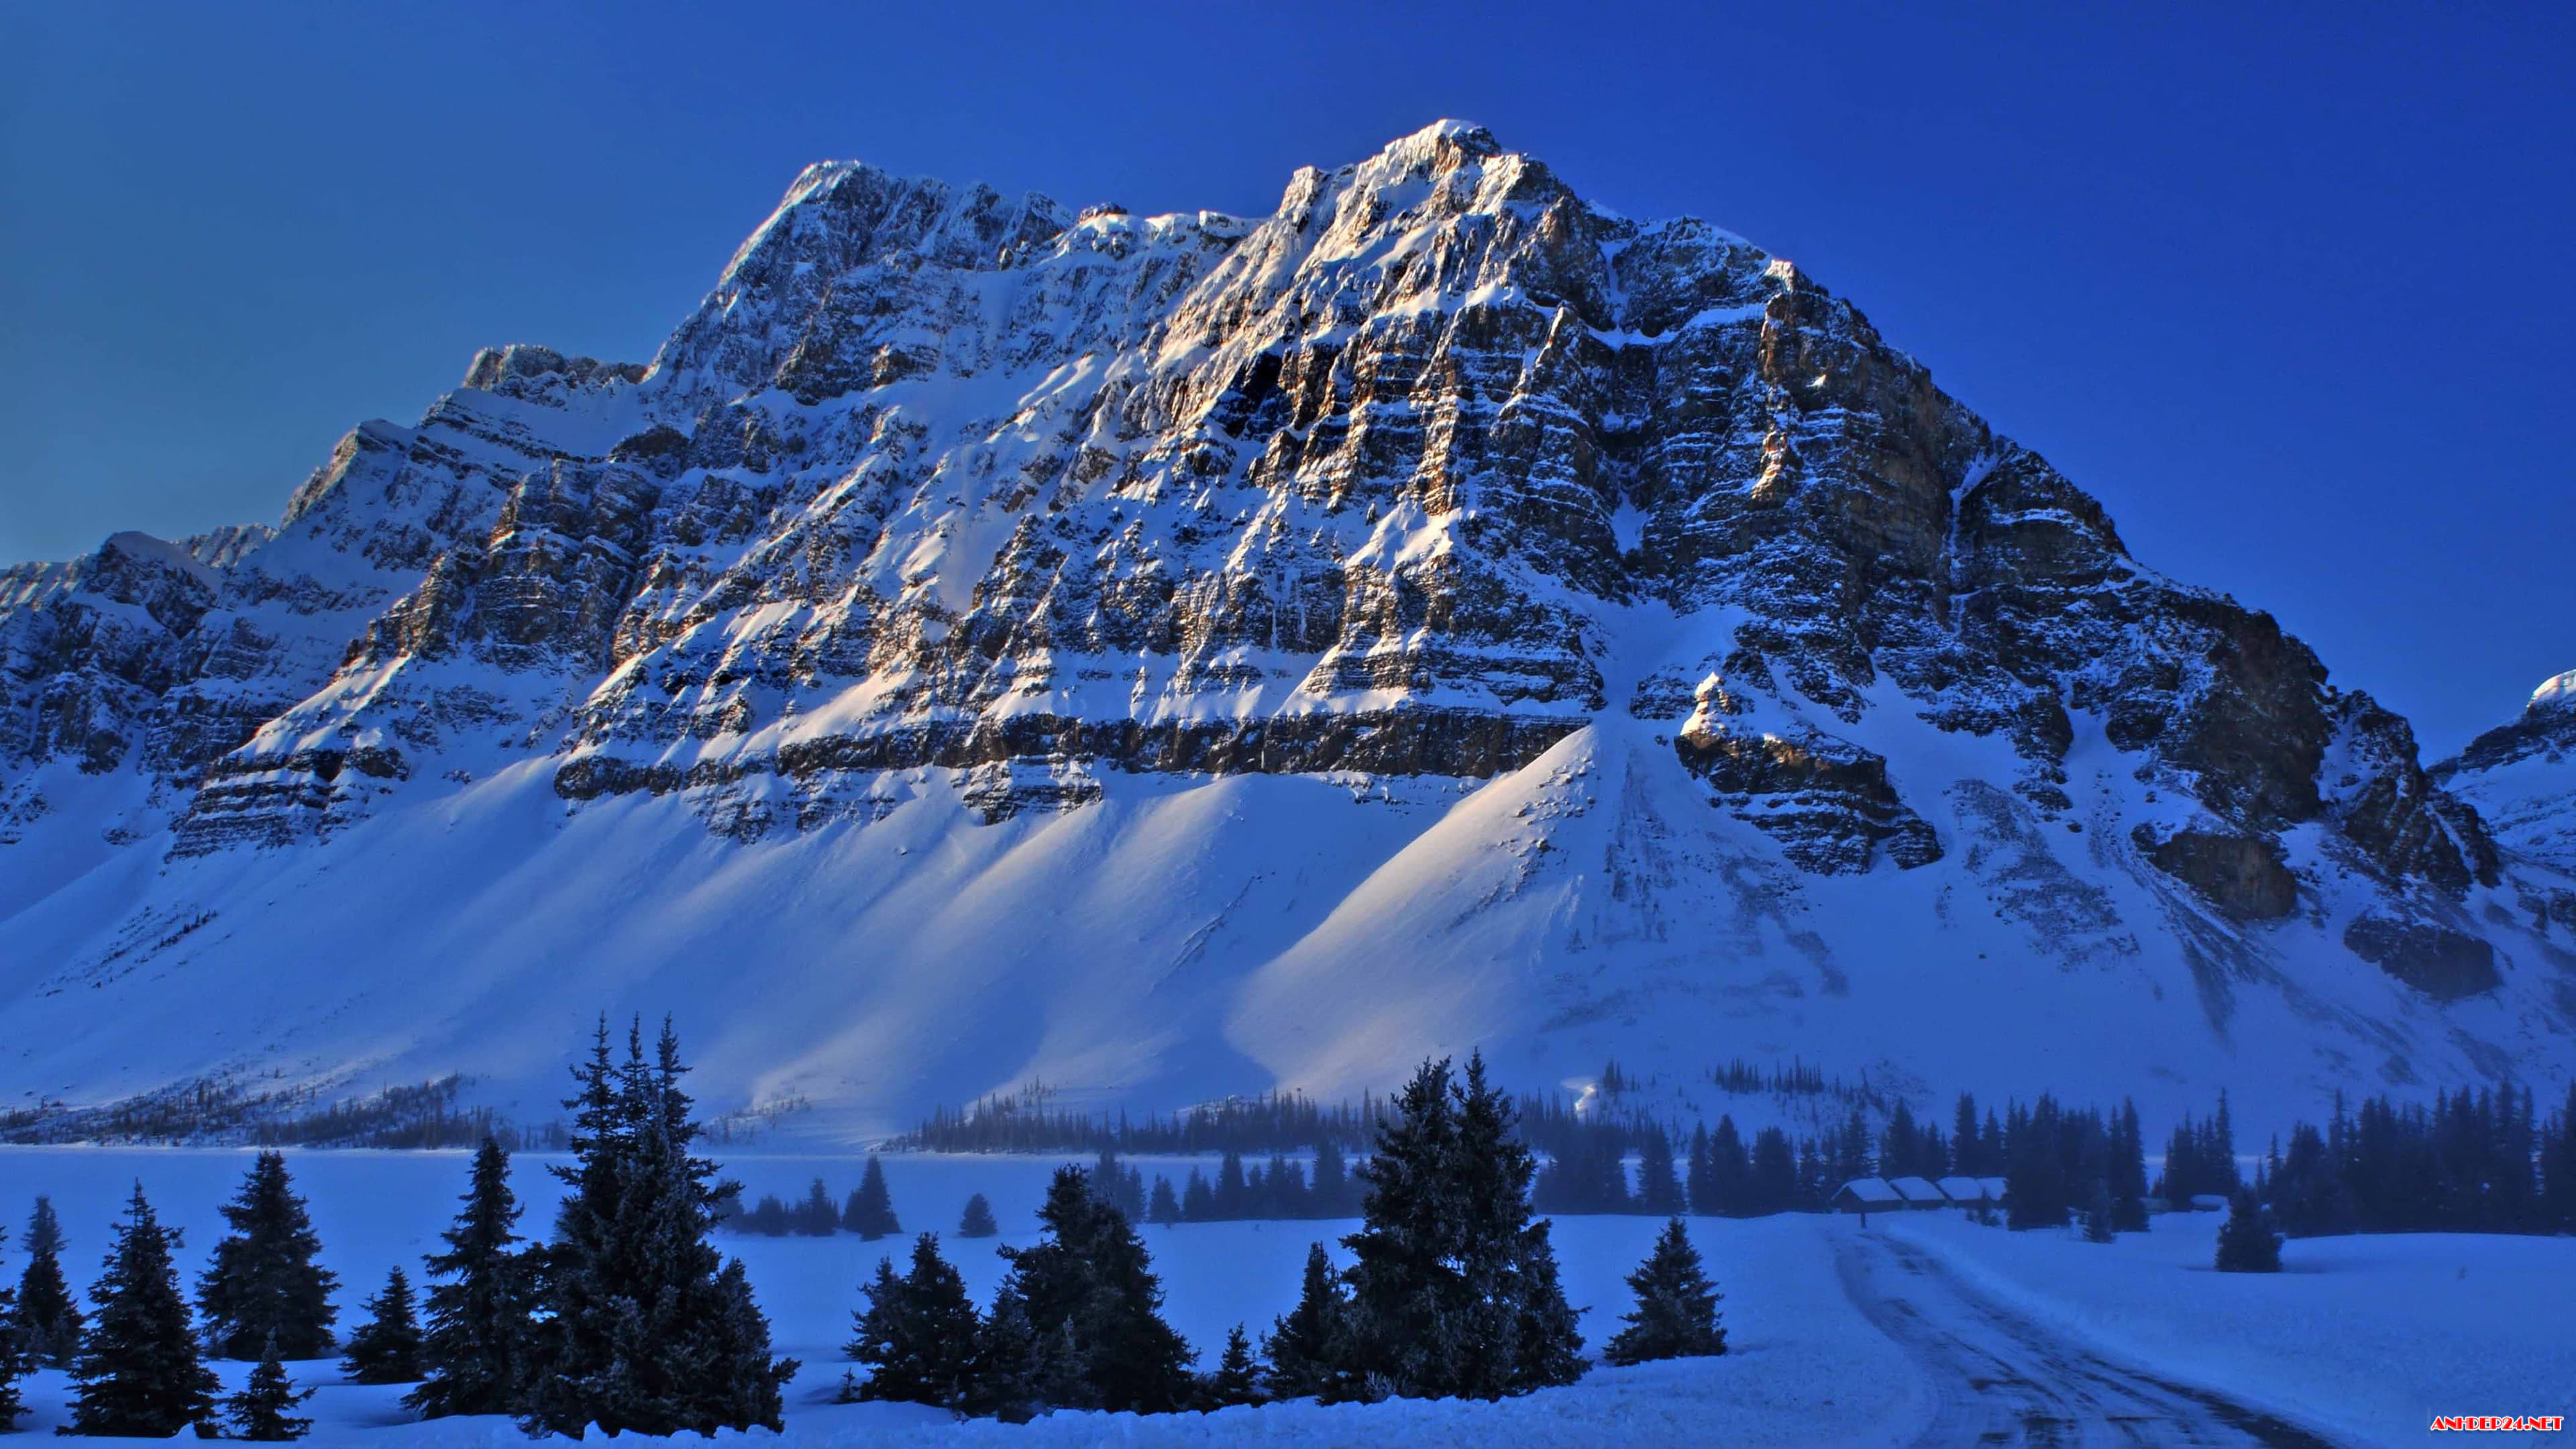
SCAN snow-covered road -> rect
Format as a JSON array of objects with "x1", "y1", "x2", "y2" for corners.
[{"x1": 1831, "y1": 1224, "x2": 2343, "y2": 1448}]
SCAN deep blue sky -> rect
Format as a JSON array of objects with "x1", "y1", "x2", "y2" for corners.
[{"x1": 1, "y1": 4, "x2": 2567, "y2": 755}]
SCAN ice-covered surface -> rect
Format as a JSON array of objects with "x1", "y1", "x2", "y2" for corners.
[
  {"x1": 3, "y1": 122, "x2": 2572, "y2": 1138},
  {"x1": 0, "y1": 1146, "x2": 1925, "y2": 1448},
  {"x1": 1880, "y1": 1210, "x2": 2576, "y2": 1449}
]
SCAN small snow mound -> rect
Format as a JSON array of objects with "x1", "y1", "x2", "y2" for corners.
[{"x1": 2529, "y1": 669, "x2": 2576, "y2": 714}]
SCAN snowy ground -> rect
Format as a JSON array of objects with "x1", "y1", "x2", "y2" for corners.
[
  {"x1": 0, "y1": 1148, "x2": 2567, "y2": 1446},
  {"x1": 1879, "y1": 1210, "x2": 2576, "y2": 1449}
]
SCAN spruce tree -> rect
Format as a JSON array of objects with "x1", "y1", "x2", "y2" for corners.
[
  {"x1": 959, "y1": 1193, "x2": 1001, "y2": 1239},
  {"x1": 407, "y1": 1136, "x2": 532, "y2": 1418},
  {"x1": 1260, "y1": 1242, "x2": 1345, "y2": 1401},
  {"x1": 519, "y1": 1017, "x2": 798, "y2": 1436},
  {"x1": 199, "y1": 1150, "x2": 339, "y2": 1360},
  {"x1": 1603, "y1": 1219, "x2": 1725, "y2": 1365},
  {"x1": 340, "y1": 1267, "x2": 425, "y2": 1384},
  {"x1": 1203, "y1": 1324, "x2": 1263, "y2": 1407},
  {"x1": 63, "y1": 1184, "x2": 219, "y2": 1439},
  {"x1": 1637, "y1": 1126, "x2": 1684, "y2": 1216},
  {"x1": 1311, "y1": 1140, "x2": 1354, "y2": 1218},
  {"x1": 992, "y1": 1165, "x2": 1195, "y2": 1413},
  {"x1": 2214, "y1": 1191, "x2": 2282, "y2": 1273},
  {"x1": 845, "y1": 1156, "x2": 902, "y2": 1240},
  {"x1": 844, "y1": 1234, "x2": 981, "y2": 1411},
  {"x1": 225, "y1": 1334, "x2": 314, "y2": 1442},
  {"x1": 796, "y1": 1179, "x2": 837, "y2": 1236},
  {"x1": 1338, "y1": 1054, "x2": 1583, "y2": 1401},
  {"x1": 961, "y1": 1293, "x2": 1044, "y2": 1423},
  {"x1": 1145, "y1": 1177, "x2": 1181, "y2": 1226},
  {"x1": 15, "y1": 1196, "x2": 83, "y2": 1368}
]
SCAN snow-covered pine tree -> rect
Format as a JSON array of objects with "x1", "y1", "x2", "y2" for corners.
[
  {"x1": 340, "y1": 1267, "x2": 424, "y2": 1384},
  {"x1": 844, "y1": 1234, "x2": 981, "y2": 1410},
  {"x1": 1602, "y1": 1218, "x2": 1725, "y2": 1365},
  {"x1": 519, "y1": 1017, "x2": 797, "y2": 1436},
  {"x1": 198, "y1": 1150, "x2": 339, "y2": 1359},
  {"x1": 1203, "y1": 1324, "x2": 1262, "y2": 1407},
  {"x1": 958, "y1": 1193, "x2": 1001, "y2": 1238},
  {"x1": 15, "y1": 1196, "x2": 84, "y2": 1368},
  {"x1": 225, "y1": 1334, "x2": 314, "y2": 1441},
  {"x1": 62, "y1": 1184, "x2": 219, "y2": 1438},
  {"x1": 845, "y1": 1156, "x2": 901, "y2": 1240},
  {"x1": 1338, "y1": 1053, "x2": 1584, "y2": 1402},
  {"x1": 991, "y1": 1165, "x2": 1195, "y2": 1413},
  {"x1": 407, "y1": 1135, "x2": 533, "y2": 1418},
  {"x1": 1259, "y1": 1242, "x2": 1344, "y2": 1401},
  {"x1": 2214, "y1": 1191, "x2": 2283, "y2": 1273}
]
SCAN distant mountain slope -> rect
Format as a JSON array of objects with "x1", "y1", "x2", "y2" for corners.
[
  {"x1": 2434, "y1": 671, "x2": 2576, "y2": 874},
  {"x1": 3, "y1": 123, "x2": 2569, "y2": 1138}
]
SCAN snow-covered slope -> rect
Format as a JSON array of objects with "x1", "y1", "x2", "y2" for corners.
[
  {"x1": 5, "y1": 123, "x2": 2572, "y2": 1137},
  {"x1": 2434, "y1": 672, "x2": 2576, "y2": 877}
]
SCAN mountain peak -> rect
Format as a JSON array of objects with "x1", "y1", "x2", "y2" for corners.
[{"x1": 2529, "y1": 669, "x2": 2576, "y2": 715}]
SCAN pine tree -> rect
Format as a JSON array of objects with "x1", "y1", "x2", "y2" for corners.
[
  {"x1": 1181, "y1": 1169, "x2": 1216, "y2": 1222},
  {"x1": 519, "y1": 1017, "x2": 798, "y2": 1436},
  {"x1": 1214, "y1": 1151, "x2": 1249, "y2": 1220},
  {"x1": 1260, "y1": 1242, "x2": 1345, "y2": 1401},
  {"x1": 845, "y1": 1156, "x2": 902, "y2": 1240},
  {"x1": 1311, "y1": 1140, "x2": 1355, "y2": 1218},
  {"x1": 1338, "y1": 1054, "x2": 1584, "y2": 1401},
  {"x1": 225, "y1": 1334, "x2": 314, "y2": 1441},
  {"x1": 798, "y1": 1179, "x2": 839, "y2": 1236},
  {"x1": 844, "y1": 1234, "x2": 981, "y2": 1410},
  {"x1": 0, "y1": 1222, "x2": 18, "y2": 1432},
  {"x1": 63, "y1": 1184, "x2": 219, "y2": 1439},
  {"x1": 14, "y1": 1196, "x2": 83, "y2": 1368},
  {"x1": 2214, "y1": 1191, "x2": 2282, "y2": 1273},
  {"x1": 1748, "y1": 1126, "x2": 1796, "y2": 1216},
  {"x1": 1144, "y1": 1177, "x2": 1181, "y2": 1226},
  {"x1": 959, "y1": 1193, "x2": 1001, "y2": 1238},
  {"x1": 407, "y1": 1136, "x2": 532, "y2": 1418},
  {"x1": 993, "y1": 1165, "x2": 1195, "y2": 1413},
  {"x1": 339, "y1": 1267, "x2": 425, "y2": 1384},
  {"x1": 2109, "y1": 1099, "x2": 2151, "y2": 1232},
  {"x1": 198, "y1": 1150, "x2": 339, "y2": 1360},
  {"x1": 1637, "y1": 1126, "x2": 1684, "y2": 1216},
  {"x1": 1203, "y1": 1324, "x2": 1263, "y2": 1407},
  {"x1": 1603, "y1": 1219, "x2": 1725, "y2": 1365},
  {"x1": 960, "y1": 1293, "x2": 1044, "y2": 1423}
]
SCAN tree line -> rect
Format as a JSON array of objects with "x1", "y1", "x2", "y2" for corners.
[
  {"x1": 838, "y1": 1053, "x2": 1727, "y2": 1421},
  {"x1": 0, "y1": 1018, "x2": 794, "y2": 1439}
]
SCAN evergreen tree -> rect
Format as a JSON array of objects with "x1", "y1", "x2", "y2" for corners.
[
  {"x1": 1951, "y1": 1094, "x2": 1983, "y2": 1175},
  {"x1": 1603, "y1": 1219, "x2": 1725, "y2": 1366},
  {"x1": 519, "y1": 1018, "x2": 798, "y2": 1436},
  {"x1": 63, "y1": 1184, "x2": 219, "y2": 1439},
  {"x1": 1260, "y1": 1242, "x2": 1345, "y2": 1401},
  {"x1": 796, "y1": 1179, "x2": 838, "y2": 1236},
  {"x1": 1203, "y1": 1324, "x2": 1263, "y2": 1408},
  {"x1": 1181, "y1": 1169, "x2": 1216, "y2": 1223},
  {"x1": 0, "y1": 1223, "x2": 17, "y2": 1431},
  {"x1": 1748, "y1": 1126, "x2": 1797, "y2": 1216},
  {"x1": 2540, "y1": 1083, "x2": 2576, "y2": 1236},
  {"x1": 743, "y1": 1195, "x2": 791, "y2": 1236},
  {"x1": 992, "y1": 1165, "x2": 1195, "y2": 1413},
  {"x1": 2214, "y1": 1191, "x2": 2282, "y2": 1273},
  {"x1": 198, "y1": 1150, "x2": 339, "y2": 1360},
  {"x1": 1338, "y1": 1054, "x2": 1584, "y2": 1401},
  {"x1": 1684, "y1": 1124, "x2": 1715, "y2": 1214},
  {"x1": 225, "y1": 1334, "x2": 314, "y2": 1442},
  {"x1": 1145, "y1": 1177, "x2": 1181, "y2": 1226},
  {"x1": 960, "y1": 1292, "x2": 1045, "y2": 1423},
  {"x1": 1214, "y1": 1152, "x2": 1249, "y2": 1219},
  {"x1": 407, "y1": 1136, "x2": 532, "y2": 1419},
  {"x1": 339, "y1": 1267, "x2": 424, "y2": 1384},
  {"x1": 14, "y1": 1196, "x2": 83, "y2": 1368},
  {"x1": 959, "y1": 1193, "x2": 1002, "y2": 1239},
  {"x1": 2109, "y1": 1099, "x2": 2151, "y2": 1232},
  {"x1": 1311, "y1": 1140, "x2": 1355, "y2": 1217},
  {"x1": 843, "y1": 1234, "x2": 981, "y2": 1411},
  {"x1": 845, "y1": 1156, "x2": 902, "y2": 1240},
  {"x1": 1637, "y1": 1126, "x2": 1685, "y2": 1216}
]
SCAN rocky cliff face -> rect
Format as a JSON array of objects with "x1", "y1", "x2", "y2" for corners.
[{"x1": 3, "y1": 123, "x2": 2567, "y2": 1130}]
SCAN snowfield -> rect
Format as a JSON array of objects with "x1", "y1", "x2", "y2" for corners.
[{"x1": 2, "y1": 1147, "x2": 2568, "y2": 1446}]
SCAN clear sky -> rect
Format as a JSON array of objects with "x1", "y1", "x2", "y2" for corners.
[{"x1": 1, "y1": 3, "x2": 2567, "y2": 755}]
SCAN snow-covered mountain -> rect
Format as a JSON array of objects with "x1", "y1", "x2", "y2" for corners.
[
  {"x1": 2434, "y1": 672, "x2": 2576, "y2": 875},
  {"x1": 5, "y1": 122, "x2": 2571, "y2": 1138}
]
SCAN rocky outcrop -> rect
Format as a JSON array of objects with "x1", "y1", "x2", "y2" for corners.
[
  {"x1": 2433, "y1": 671, "x2": 2576, "y2": 871},
  {"x1": 2342, "y1": 914, "x2": 2502, "y2": 1000},
  {"x1": 2135, "y1": 825, "x2": 2299, "y2": 921}
]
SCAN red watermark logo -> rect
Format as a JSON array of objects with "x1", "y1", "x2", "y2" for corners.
[{"x1": 2430, "y1": 1416, "x2": 2563, "y2": 1432}]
